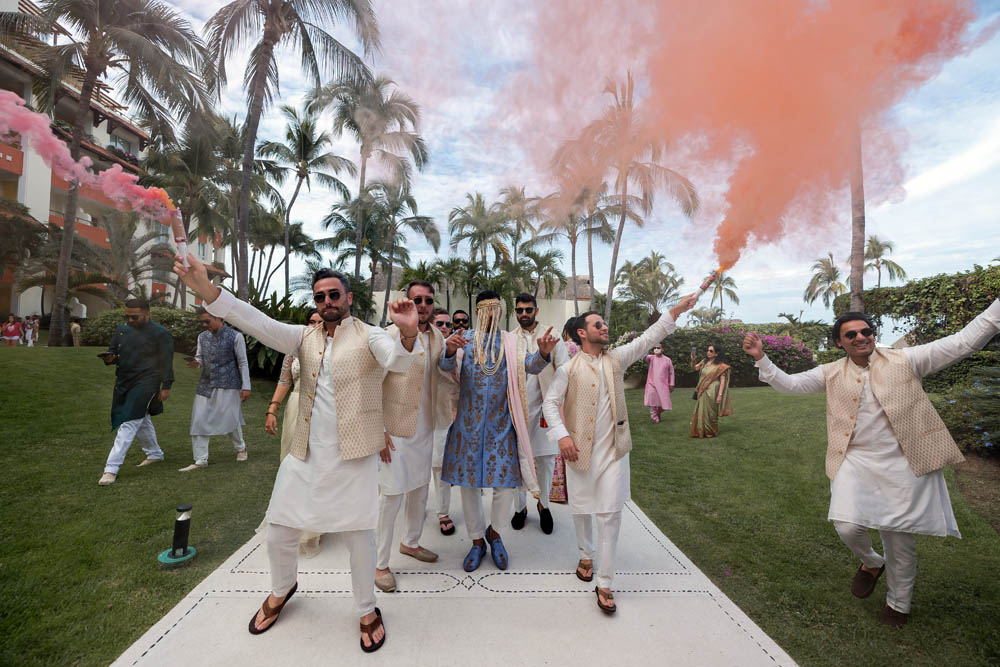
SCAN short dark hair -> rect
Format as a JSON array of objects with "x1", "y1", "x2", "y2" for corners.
[
  {"x1": 515, "y1": 293, "x2": 537, "y2": 307},
  {"x1": 432, "y1": 307, "x2": 449, "y2": 317},
  {"x1": 305, "y1": 307, "x2": 319, "y2": 321},
  {"x1": 124, "y1": 298, "x2": 150, "y2": 311},
  {"x1": 312, "y1": 268, "x2": 350, "y2": 293},
  {"x1": 452, "y1": 309, "x2": 469, "y2": 318},
  {"x1": 406, "y1": 280, "x2": 434, "y2": 297},
  {"x1": 832, "y1": 311, "x2": 876, "y2": 343},
  {"x1": 570, "y1": 311, "x2": 600, "y2": 345},
  {"x1": 475, "y1": 290, "x2": 501, "y2": 304}
]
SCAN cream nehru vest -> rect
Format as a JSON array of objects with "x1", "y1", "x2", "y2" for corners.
[
  {"x1": 516, "y1": 324, "x2": 557, "y2": 399},
  {"x1": 290, "y1": 317, "x2": 385, "y2": 461},
  {"x1": 562, "y1": 352, "x2": 630, "y2": 472},
  {"x1": 821, "y1": 348, "x2": 964, "y2": 479},
  {"x1": 382, "y1": 324, "x2": 452, "y2": 437}
]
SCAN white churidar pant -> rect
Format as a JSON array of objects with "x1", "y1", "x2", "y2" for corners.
[
  {"x1": 573, "y1": 511, "x2": 623, "y2": 590},
  {"x1": 376, "y1": 485, "x2": 429, "y2": 569},
  {"x1": 104, "y1": 415, "x2": 163, "y2": 474},
  {"x1": 432, "y1": 467, "x2": 452, "y2": 518},
  {"x1": 833, "y1": 520, "x2": 917, "y2": 613},
  {"x1": 515, "y1": 454, "x2": 556, "y2": 511},
  {"x1": 267, "y1": 522, "x2": 377, "y2": 616},
  {"x1": 191, "y1": 424, "x2": 246, "y2": 465},
  {"x1": 461, "y1": 487, "x2": 515, "y2": 540}
]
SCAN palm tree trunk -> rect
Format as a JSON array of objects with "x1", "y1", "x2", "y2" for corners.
[
  {"x1": 261, "y1": 245, "x2": 276, "y2": 295},
  {"x1": 877, "y1": 264, "x2": 882, "y2": 289},
  {"x1": 380, "y1": 227, "x2": 397, "y2": 327},
  {"x1": 285, "y1": 176, "x2": 304, "y2": 298},
  {"x1": 849, "y1": 126, "x2": 866, "y2": 312},
  {"x1": 570, "y1": 233, "x2": 579, "y2": 317},
  {"x1": 604, "y1": 178, "x2": 630, "y2": 326},
  {"x1": 353, "y1": 152, "x2": 368, "y2": 281},
  {"x1": 50, "y1": 69, "x2": 100, "y2": 346},
  {"x1": 587, "y1": 222, "x2": 596, "y2": 307},
  {"x1": 236, "y1": 31, "x2": 279, "y2": 301},
  {"x1": 249, "y1": 247, "x2": 257, "y2": 287}
]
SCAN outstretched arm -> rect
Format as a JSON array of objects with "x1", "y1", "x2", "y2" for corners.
[
  {"x1": 905, "y1": 299, "x2": 1000, "y2": 378},
  {"x1": 613, "y1": 294, "x2": 698, "y2": 368},
  {"x1": 743, "y1": 332, "x2": 824, "y2": 394}
]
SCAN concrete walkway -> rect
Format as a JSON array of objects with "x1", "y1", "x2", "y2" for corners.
[{"x1": 114, "y1": 499, "x2": 796, "y2": 666}]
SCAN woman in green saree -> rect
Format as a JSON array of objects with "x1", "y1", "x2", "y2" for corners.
[{"x1": 690, "y1": 343, "x2": 733, "y2": 438}]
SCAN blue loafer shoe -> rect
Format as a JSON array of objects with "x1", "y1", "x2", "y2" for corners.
[
  {"x1": 485, "y1": 525, "x2": 509, "y2": 570},
  {"x1": 463, "y1": 543, "x2": 487, "y2": 572}
]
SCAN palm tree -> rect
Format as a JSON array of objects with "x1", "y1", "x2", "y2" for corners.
[
  {"x1": 100, "y1": 214, "x2": 175, "y2": 301},
  {"x1": 395, "y1": 261, "x2": 441, "y2": 291},
  {"x1": 2, "y1": 0, "x2": 208, "y2": 344},
  {"x1": 455, "y1": 259, "x2": 488, "y2": 316},
  {"x1": 0, "y1": 199, "x2": 46, "y2": 310},
  {"x1": 370, "y1": 181, "x2": 439, "y2": 326},
  {"x1": 522, "y1": 247, "x2": 567, "y2": 299},
  {"x1": 710, "y1": 272, "x2": 740, "y2": 313},
  {"x1": 433, "y1": 257, "x2": 464, "y2": 312},
  {"x1": 204, "y1": 0, "x2": 377, "y2": 301},
  {"x1": 258, "y1": 103, "x2": 356, "y2": 297},
  {"x1": 313, "y1": 75, "x2": 427, "y2": 281},
  {"x1": 804, "y1": 253, "x2": 847, "y2": 309},
  {"x1": 615, "y1": 252, "x2": 683, "y2": 321},
  {"x1": 536, "y1": 189, "x2": 585, "y2": 315},
  {"x1": 863, "y1": 235, "x2": 906, "y2": 288},
  {"x1": 687, "y1": 307, "x2": 723, "y2": 327},
  {"x1": 849, "y1": 126, "x2": 866, "y2": 311},
  {"x1": 448, "y1": 192, "x2": 512, "y2": 269},
  {"x1": 578, "y1": 71, "x2": 699, "y2": 325},
  {"x1": 496, "y1": 185, "x2": 538, "y2": 269}
]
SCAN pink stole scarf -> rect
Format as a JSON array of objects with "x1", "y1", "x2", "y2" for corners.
[{"x1": 502, "y1": 331, "x2": 539, "y2": 496}]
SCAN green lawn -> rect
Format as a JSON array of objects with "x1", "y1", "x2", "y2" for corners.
[
  {"x1": 628, "y1": 387, "x2": 1000, "y2": 667},
  {"x1": 0, "y1": 345, "x2": 997, "y2": 665}
]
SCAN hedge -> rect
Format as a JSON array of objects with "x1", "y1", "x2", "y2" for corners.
[
  {"x1": 614, "y1": 326, "x2": 816, "y2": 388},
  {"x1": 80, "y1": 307, "x2": 201, "y2": 353},
  {"x1": 933, "y1": 362, "x2": 1000, "y2": 458}
]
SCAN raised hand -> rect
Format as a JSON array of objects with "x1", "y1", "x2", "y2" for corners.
[
  {"x1": 536, "y1": 326, "x2": 558, "y2": 359},
  {"x1": 388, "y1": 298, "x2": 418, "y2": 337},
  {"x1": 669, "y1": 293, "x2": 699, "y2": 320},
  {"x1": 173, "y1": 253, "x2": 221, "y2": 304},
  {"x1": 742, "y1": 332, "x2": 764, "y2": 361},
  {"x1": 445, "y1": 331, "x2": 465, "y2": 356}
]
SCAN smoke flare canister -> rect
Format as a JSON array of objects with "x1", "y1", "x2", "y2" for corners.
[{"x1": 693, "y1": 269, "x2": 721, "y2": 301}]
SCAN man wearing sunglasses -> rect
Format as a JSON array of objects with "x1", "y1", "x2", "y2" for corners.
[
  {"x1": 97, "y1": 298, "x2": 174, "y2": 486},
  {"x1": 179, "y1": 309, "x2": 252, "y2": 472},
  {"x1": 743, "y1": 298, "x2": 1000, "y2": 626},
  {"x1": 376, "y1": 282, "x2": 458, "y2": 593},
  {"x1": 511, "y1": 293, "x2": 570, "y2": 535},
  {"x1": 543, "y1": 294, "x2": 698, "y2": 614},
  {"x1": 451, "y1": 310, "x2": 470, "y2": 334},
  {"x1": 174, "y1": 255, "x2": 420, "y2": 653},
  {"x1": 430, "y1": 308, "x2": 458, "y2": 534}
]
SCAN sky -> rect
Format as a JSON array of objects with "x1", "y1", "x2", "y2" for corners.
[{"x1": 162, "y1": 0, "x2": 1000, "y2": 330}]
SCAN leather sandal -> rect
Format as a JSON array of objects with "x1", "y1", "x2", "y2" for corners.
[
  {"x1": 595, "y1": 586, "x2": 616, "y2": 614},
  {"x1": 439, "y1": 515, "x2": 456, "y2": 535},
  {"x1": 248, "y1": 582, "x2": 297, "y2": 635},
  {"x1": 360, "y1": 607, "x2": 386, "y2": 653},
  {"x1": 576, "y1": 560, "x2": 594, "y2": 582}
]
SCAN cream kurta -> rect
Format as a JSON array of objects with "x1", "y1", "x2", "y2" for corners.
[
  {"x1": 755, "y1": 299, "x2": 1000, "y2": 537},
  {"x1": 204, "y1": 291, "x2": 418, "y2": 533},
  {"x1": 519, "y1": 326, "x2": 570, "y2": 457},
  {"x1": 379, "y1": 329, "x2": 435, "y2": 495},
  {"x1": 543, "y1": 313, "x2": 678, "y2": 514}
]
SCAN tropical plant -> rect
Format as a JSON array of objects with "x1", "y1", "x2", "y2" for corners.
[
  {"x1": 710, "y1": 271, "x2": 739, "y2": 313},
  {"x1": 522, "y1": 247, "x2": 567, "y2": 299},
  {"x1": 448, "y1": 192, "x2": 511, "y2": 269},
  {"x1": 258, "y1": 103, "x2": 356, "y2": 296},
  {"x1": 863, "y1": 235, "x2": 906, "y2": 288},
  {"x1": 204, "y1": 0, "x2": 377, "y2": 299},
  {"x1": 369, "y1": 181, "x2": 439, "y2": 326},
  {"x1": 432, "y1": 257, "x2": 464, "y2": 312},
  {"x1": 455, "y1": 258, "x2": 489, "y2": 316},
  {"x1": 2, "y1": 0, "x2": 208, "y2": 343},
  {"x1": 496, "y1": 185, "x2": 538, "y2": 269},
  {"x1": 804, "y1": 253, "x2": 847, "y2": 309},
  {"x1": 686, "y1": 306, "x2": 723, "y2": 327},
  {"x1": 615, "y1": 252, "x2": 683, "y2": 321},
  {"x1": 0, "y1": 199, "x2": 46, "y2": 309},
  {"x1": 536, "y1": 189, "x2": 585, "y2": 315},
  {"x1": 576, "y1": 71, "x2": 699, "y2": 324},
  {"x1": 313, "y1": 74, "x2": 427, "y2": 281}
]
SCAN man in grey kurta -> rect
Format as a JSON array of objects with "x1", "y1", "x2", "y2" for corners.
[
  {"x1": 98, "y1": 298, "x2": 174, "y2": 485},
  {"x1": 181, "y1": 308, "x2": 251, "y2": 471}
]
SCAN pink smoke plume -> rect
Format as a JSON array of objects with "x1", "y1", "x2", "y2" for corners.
[
  {"x1": 0, "y1": 90, "x2": 187, "y2": 258},
  {"x1": 492, "y1": 0, "x2": 994, "y2": 271}
]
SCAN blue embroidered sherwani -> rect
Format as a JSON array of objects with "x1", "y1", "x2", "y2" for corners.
[{"x1": 440, "y1": 330, "x2": 549, "y2": 488}]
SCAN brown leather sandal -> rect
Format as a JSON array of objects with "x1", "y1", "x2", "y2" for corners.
[
  {"x1": 248, "y1": 582, "x2": 297, "y2": 635},
  {"x1": 439, "y1": 515, "x2": 456, "y2": 535},
  {"x1": 595, "y1": 586, "x2": 616, "y2": 614},
  {"x1": 360, "y1": 607, "x2": 386, "y2": 653},
  {"x1": 576, "y1": 559, "x2": 594, "y2": 582}
]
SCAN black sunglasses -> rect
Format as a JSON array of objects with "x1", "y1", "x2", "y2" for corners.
[
  {"x1": 453, "y1": 318, "x2": 469, "y2": 325},
  {"x1": 515, "y1": 307, "x2": 535, "y2": 315},
  {"x1": 411, "y1": 296, "x2": 434, "y2": 305},
  {"x1": 125, "y1": 314, "x2": 143, "y2": 321},
  {"x1": 434, "y1": 320, "x2": 452, "y2": 327},
  {"x1": 313, "y1": 289, "x2": 343, "y2": 303},
  {"x1": 843, "y1": 328, "x2": 875, "y2": 340}
]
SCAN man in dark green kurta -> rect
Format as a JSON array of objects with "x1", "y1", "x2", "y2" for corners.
[{"x1": 98, "y1": 298, "x2": 175, "y2": 485}]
